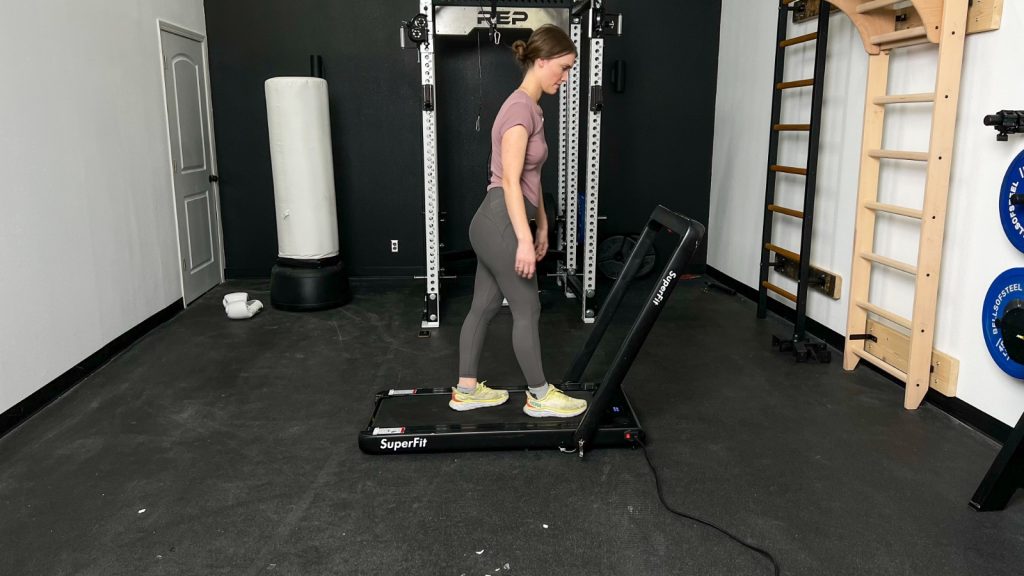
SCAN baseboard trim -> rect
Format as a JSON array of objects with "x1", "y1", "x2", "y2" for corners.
[
  {"x1": 705, "y1": 267, "x2": 1012, "y2": 444},
  {"x1": 705, "y1": 266, "x2": 845, "y2": 351},
  {"x1": 225, "y1": 267, "x2": 271, "y2": 279},
  {"x1": 0, "y1": 299, "x2": 184, "y2": 439}
]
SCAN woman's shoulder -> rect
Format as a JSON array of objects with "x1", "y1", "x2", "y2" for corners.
[
  {"x1": 498, "y1": 89, "x2": 523, "y2": 108},
  {"x1": 498, "y1": 90, "x2": 539, "y2": 115}
]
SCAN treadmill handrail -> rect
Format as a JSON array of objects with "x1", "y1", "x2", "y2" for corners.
[
  {"x1": 563, "y1": 205, "x2": 704, "y2": 384},
  {"x1": 564, "y1": 205, "x2": 705, "y2": 456},
  {"x1": 651, "y1": 204, "x2": 699, "y2": 238}
]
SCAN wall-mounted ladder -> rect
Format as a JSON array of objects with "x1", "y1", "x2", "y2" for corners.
[
  {"x1": 757, "y1": 0, "x2": 833, "y2": 362},
  {"x1": 837, "y1": 0, "x2": 969, "y2": 409}
]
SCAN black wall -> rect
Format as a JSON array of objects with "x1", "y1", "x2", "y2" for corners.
[{"x1": 205, "y1": 1, "x2": 721, "y2": 278}]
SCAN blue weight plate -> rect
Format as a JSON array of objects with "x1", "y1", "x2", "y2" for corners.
[
  {"x1": 982, "y1": 268, "x2": 1024, "y2": 379},
  {"x1": 998, "y1": 148, "x2": 1024, "y2": 253}
]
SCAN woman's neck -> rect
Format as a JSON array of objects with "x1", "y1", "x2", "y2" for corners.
[{"x1": 518, "y1": 73, "x2": 542, "y2": 102}]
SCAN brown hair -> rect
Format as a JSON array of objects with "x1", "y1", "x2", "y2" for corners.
[{"x1": 511, "y1": 24, "x2": 577, "y2": 70}]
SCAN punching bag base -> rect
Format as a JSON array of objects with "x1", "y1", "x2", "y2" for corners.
[{"x1": 271, "y1": 260, "x2": 351, "y2": 312}]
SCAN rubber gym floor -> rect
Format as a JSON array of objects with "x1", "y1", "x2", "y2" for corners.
[{"x1": 1, "y1": 276, "x2": 1022, "y2": 576}]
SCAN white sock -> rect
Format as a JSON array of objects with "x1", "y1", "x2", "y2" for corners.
[{"x1": 529, "y1": 383, "x2": 550, "y2": 399}]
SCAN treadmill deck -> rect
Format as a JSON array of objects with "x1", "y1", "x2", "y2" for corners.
[{"x1": 359, "y1": 383, "x2": 643, "y2": 454}]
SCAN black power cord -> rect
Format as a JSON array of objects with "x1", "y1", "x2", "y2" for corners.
[{"x1": 638, "y1": 439, "x2": 781, "y2": 575}]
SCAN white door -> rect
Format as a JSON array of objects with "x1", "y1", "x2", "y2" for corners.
[{"x1": 160, "y1": 26, "x2": 222, "y2": 304}]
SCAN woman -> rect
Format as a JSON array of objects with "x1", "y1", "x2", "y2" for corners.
[{"x1": 449, "y1": 25, "x2": 587, "y2": 418}]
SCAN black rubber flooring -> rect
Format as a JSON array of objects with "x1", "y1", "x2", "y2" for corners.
[{"x1": 1, "y1": 275, "x2": 1022, "y2": 576}]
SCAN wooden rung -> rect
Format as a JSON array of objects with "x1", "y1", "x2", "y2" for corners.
[
  {"x1": 870, "y1": 26, "x2": 927, "y2": 45},
  {"x1": 856, "y1": 0, "x2": 902, "y2": 14},
  {"x1": 865, "y1": 202, "x2": 924, "y2": 219},
  {"x1": 780, "y1": 32, "x2": 817, "y2": 48},
  {"x1": 868, "y1": 149, "x2": 929, "y2": 162},
  {"x1": 873, "y1": 93, "x2": 936, "y2": 105},
  {"x1": 880, "y1": 37, "x2": 935, "y2": 51},
  {"x1": 777, "y1": 79, "x2": 814, "y2": 90},
  {"x1": 860, "y1": 252, "x2": 918, "y2": 275},
  {"x1": 770, "y1": 164, "x2": 807, "y2": 175},
  {"x1": 773, "y1": 124, "x2": 811, "y2": 131},
  {"x1": 855, "y1": 299, "x2": 912, "y2": 330},
  {"x1": 765, "y1": 242, "x2": 800, "y2": 262},
  {"x1": 768, "y1": 204, "x2": 805, "y2": 219},
  {"x1": 851, "y1": 348, "x2": 909, "y2": 383},
  {"x1": 762, "y1": 281, "x2": 797, "y2": 303}
]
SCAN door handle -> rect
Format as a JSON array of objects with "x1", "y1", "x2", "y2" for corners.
[{"x1": 209, "y1": 174, "x2": 219, "y2": 183}]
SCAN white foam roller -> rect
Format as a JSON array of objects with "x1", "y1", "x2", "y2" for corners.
[{"x1": 265, "y1": 77, "x2": 339, "y2": 260}]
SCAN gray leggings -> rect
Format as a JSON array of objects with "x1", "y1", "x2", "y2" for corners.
[{"x1": 458, "y1": 188, "x2": 546, "y2": 387}]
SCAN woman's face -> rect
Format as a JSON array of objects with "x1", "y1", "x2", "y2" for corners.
[{"x1": 536, "y1": 52, "x2": 576, "y2": 95}]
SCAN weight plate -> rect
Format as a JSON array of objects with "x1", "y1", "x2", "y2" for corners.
[
  {"x1": 982, "y1": 268, "x2": 1024, "y2": 378},
  {"x1": 998, "y1": 147, "x2": 1024, "y2": 253},
  {"x1": 597, "y1": 235, "x2": 656, "y2": 280}
]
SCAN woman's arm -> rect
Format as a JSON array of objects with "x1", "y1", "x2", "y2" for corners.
[
  {"x1": 534, "y1": 189, "x2": 548, "y2": 261},
  {"x1": 500, "y1": 125, "x2": 538, "y2": 279}
]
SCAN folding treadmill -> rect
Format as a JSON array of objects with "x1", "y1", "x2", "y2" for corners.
[{"x1": 359, "y1": 205, "x2": 705, "y2": 458}]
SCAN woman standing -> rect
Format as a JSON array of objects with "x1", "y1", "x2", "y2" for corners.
[{"x1": 450, "y1": 25, "x2": 587, "y2": 418}]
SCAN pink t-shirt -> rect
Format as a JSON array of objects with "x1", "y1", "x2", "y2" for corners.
[{"x1": 487, "y1": 89, "x2": 547, "y2": 207}]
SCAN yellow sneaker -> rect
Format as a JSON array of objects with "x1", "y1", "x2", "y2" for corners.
[
  {"x1": 449, "y1": 381, "x2": 509, "y2": 411},
  {"x1": 523, "y1": 385, "x2": 588, "y2": 418}
]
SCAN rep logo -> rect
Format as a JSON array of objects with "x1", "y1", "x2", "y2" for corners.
[{"x1": 478, "y1": 10, "x2": 529, "y2": 26}]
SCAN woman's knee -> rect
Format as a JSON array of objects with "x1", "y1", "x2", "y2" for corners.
[
  {"x1": 470, "y1": 296, "x2": 503, "y2": 320},
  {"x1": 509, "y1": 295, "x2": 541, "y2": 320}
]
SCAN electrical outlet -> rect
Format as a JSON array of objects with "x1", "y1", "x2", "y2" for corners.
[{"x1": 391, "y1": 240, "x2": 399, "y2": 253}]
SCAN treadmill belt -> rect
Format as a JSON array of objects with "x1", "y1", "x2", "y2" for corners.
[{"x1": 370, "y1": 390, "x2": 591, "y2": 428}]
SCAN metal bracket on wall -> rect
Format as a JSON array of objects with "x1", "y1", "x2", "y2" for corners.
[
  {"x1": 862, "y1": 318, "x2": 959, "y2": 397},
  {"x1": 893, "y1": 0, "x2": 1003, "y2": 35},
  {"x1": 771, "y1": 251, "x2": 842, "y2": 300},
  {"x1": 792, "y1": 0, "x2": 839, "y2": 24}
]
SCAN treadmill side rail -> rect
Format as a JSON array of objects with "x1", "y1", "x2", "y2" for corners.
[{"x1": 359, "y1": 426, "x2": 642, "y2": 455}]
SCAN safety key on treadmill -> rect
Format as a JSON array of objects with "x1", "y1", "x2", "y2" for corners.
[{"x1": 372, "y1": 427, "x2": 405, "y2": 435}]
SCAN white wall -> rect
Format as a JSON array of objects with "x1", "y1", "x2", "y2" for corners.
[
  {"x1": 0, "y1": 1, "x2": 208, "y2": 415},
  {"x1": 709, "y1": 2, "x2": 1024, "y2": 426}
]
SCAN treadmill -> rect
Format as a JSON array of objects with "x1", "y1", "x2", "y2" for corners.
[{"x1": 359, "y1": 205, "x2": 705, "y2": 457}]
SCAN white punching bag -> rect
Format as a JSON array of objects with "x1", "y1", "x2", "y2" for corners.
[{"x1": 265, "y1": 74, "x2": 350, "y2": 310}]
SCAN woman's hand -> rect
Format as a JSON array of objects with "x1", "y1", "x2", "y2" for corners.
[
  {"x1": 534, "y1": 225, "x2": 549, "y2": 261},
  {"x1": 515, "y1": 239, "x2": 537, "y2": 279}
]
